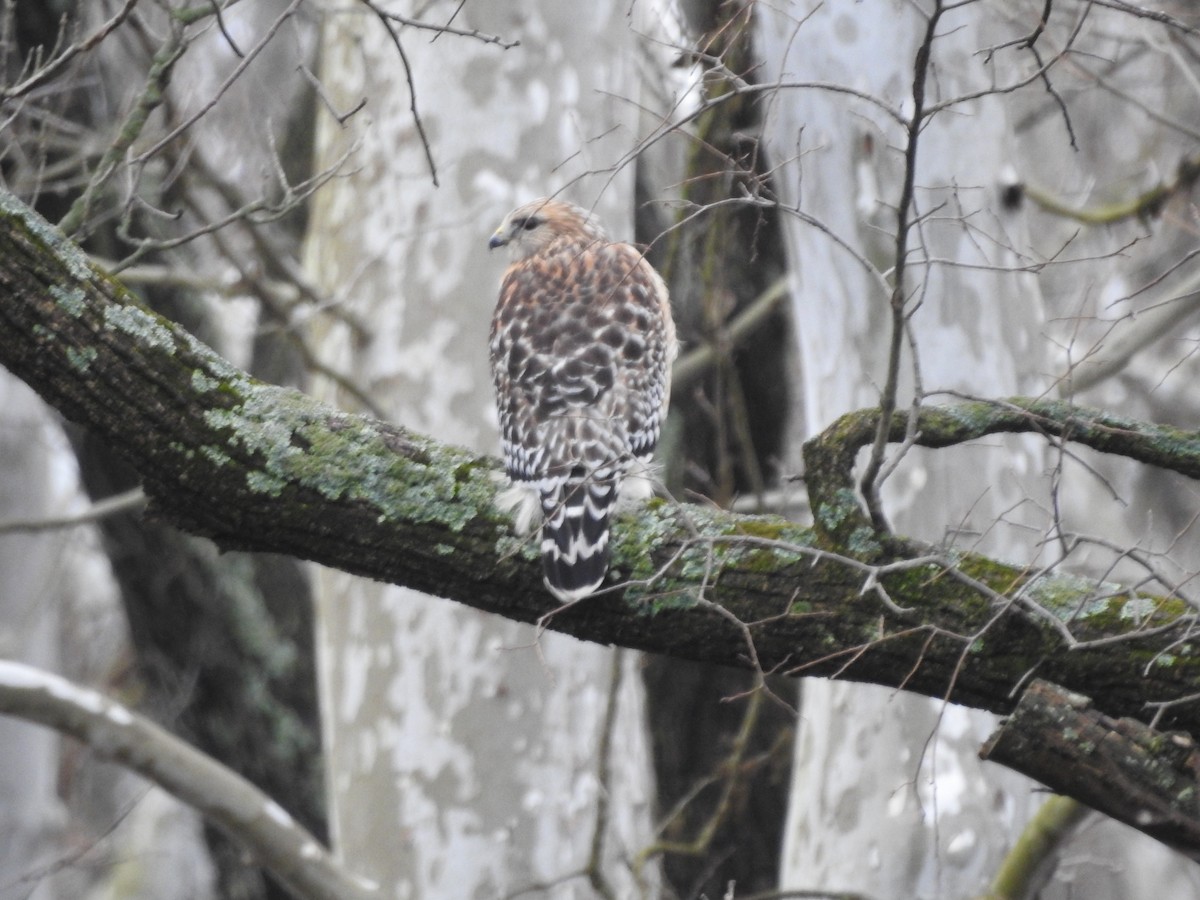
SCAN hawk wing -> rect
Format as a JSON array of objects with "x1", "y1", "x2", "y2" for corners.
[
  {"x1": 489, "y1": 215, "x2": 674, "y2": 602},
  {"x1": 490, "y1": 238, "x2": 673, "y2": 483}
]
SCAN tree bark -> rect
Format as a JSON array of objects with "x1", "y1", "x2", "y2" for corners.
[
  {"x1": 982, "y1": 680, "x2": 1200, "y2": 862},
  {"x1": 3, "y1": 188, "x2": 1200, "y2": 796}
]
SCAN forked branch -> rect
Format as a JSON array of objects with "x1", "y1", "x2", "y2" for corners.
[{"x1": 3, "y1": 189, "x2": 1200, "y2": 811}]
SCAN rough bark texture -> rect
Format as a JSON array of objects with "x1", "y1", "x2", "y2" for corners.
[
  {"x1": 4, "y1": 189, "x2": 1200, "y2": 846},
  {"x1": 982, "y1": 680, "x2": 1200, "y2": 861}
]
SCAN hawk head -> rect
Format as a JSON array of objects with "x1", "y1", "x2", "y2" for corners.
[{"x1": 488, "y1": 198, "x2": 609, "y2": 260}]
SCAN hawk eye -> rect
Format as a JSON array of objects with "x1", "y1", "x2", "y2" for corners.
[{"x1": 519, "y1": 216, "x2": 542, "y2": 231}]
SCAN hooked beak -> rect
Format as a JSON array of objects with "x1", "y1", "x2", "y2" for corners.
[{"x1": 488, "y1": 230, "x2": 508, "y2": 250}]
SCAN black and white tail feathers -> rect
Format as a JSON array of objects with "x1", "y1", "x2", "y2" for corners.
[
  {"x1": 496, "y1": 461, "x2": 655, "y2": 603},
  {"x1": 540, "y1": 475, "x2": 615, "y2": 601}
]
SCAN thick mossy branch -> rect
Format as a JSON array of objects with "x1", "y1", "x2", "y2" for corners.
[
  {"x1": 3, "y1": 189, "x2": 1200, "y2": 736},
  {"x1": 803, "y1": 401, "x2": 1200, "y2": 552}
]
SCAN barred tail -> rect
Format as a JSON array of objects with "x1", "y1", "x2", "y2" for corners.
[{"x1": 540, "y1": 477, "x2": 617, "y2": 602}]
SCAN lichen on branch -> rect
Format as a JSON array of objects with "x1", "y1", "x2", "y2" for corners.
[{"x1": 1, "y1": 187, "x2": 1200, "y2": 742}]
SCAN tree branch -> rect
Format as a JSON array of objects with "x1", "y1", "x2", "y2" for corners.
[
  {"x1": 3, "y1": 189, "x2": 1200, "y2": 748},
  {"x1": 0, "y1": 661, "x2": 376, "y2": 900},
  {"x1": 981, "y1": 679, "x2": 1200, "y2": 861},
  {"x1": 803, "y1": 397, "x2": 1200, "y2": 555}
]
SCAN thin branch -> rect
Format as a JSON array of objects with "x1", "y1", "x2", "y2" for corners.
[
  {"x1": 672, "y1": 275, "x2": 789, "y2": 392},
  {"x1": 211, "y1": 0, "x2": 245, "y2": 58},
  {"x1": 0, "y1": 0, "x2": 140, "y2": 102},
  {"x1": 1087, "y1": 0, "x2": 1200, "y2": 37},
  {"x1": 298, "y1": 64, "x2": 366, "y2": 125},
  {"x1": 859, "y1": 0, "x2": 945, "y2": 533},
  {"x1": 356, "y1": 0, "x2": 439, "y2": 186},
  {"x1": 0, "y1": 660, "x2": 377, "y2": 900},
  {"x1": 130, "y1": 0, "x2": 306, "y2": 166},
  {"x1": 585, "y1": 651, "x2": 622, "y2": 900},
  {"x1": 58, "y1": 16, "x2": 188, "y2": 237},
  {"x1": 364, "y1": 1, "x2": 519, "y2": 49},
  {"x1": 1019, "y1": 154, "x2": 1200, "y2": 225},
  {"x1": 635, "y1": 687, "x2": 766, "y2": 870},
  {"x1": 0, "y1": 488, "x2": 145, "y2": 535}
]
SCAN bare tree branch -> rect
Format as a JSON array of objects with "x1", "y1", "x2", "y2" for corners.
[
  {"x1": 0, "y1": 661, "x2": 377, "y2": 900},
  {"x1": 0, "y1": 0, "x2": 140, "y2": 103},
  {"x1": 0, "y1": 487, "x2": 145, "y2": 534},
  {"x1": 859, "y1": 0, "x2": 945, "y2": 532},
  {"x1": 981, "y1": 679, "x2": 1200, "y2": 861},
  {"x1": 4, "y1": 188, "x2": 1200, "y2": 746}
]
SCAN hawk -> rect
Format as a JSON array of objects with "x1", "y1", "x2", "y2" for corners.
[{"x1": 488, "y1": 198, "x2": 676, "y2": 602}]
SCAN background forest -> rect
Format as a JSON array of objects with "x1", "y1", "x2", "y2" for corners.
[{"x1": 1, "y1": 1, "x2": 1200, "y2": 899}]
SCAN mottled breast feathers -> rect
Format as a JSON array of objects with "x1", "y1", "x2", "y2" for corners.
[{"x1": 488, "y1": 198, "x2": 675, "y2": 601}]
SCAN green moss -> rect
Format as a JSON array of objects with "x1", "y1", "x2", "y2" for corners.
[
  {"x1": 729, "y1": 518, "x2": 787, "y2": 539},
  {"x1": 200, "y1": 384, "x2": 499, "y2": 537},
  {"x1": 1118, "y1": 596, "x2": 1169, "y2": 621},
  {"x1": 200, "y1": 444, "x2": 232, "y2": 467},
  {"x1": 246, "y1": 470, "x2": 287, "y2": 496},
  {"x1": 953, "y1": 554, "x2": 1029, "y2": 602},
  {"x1": 939, "y1": 400, "x2": 999, "y2": 432},
  {"x1": 1151, "y1": 423, "x2": 1200, "y2": 456},
  {"x1": 815, "y1": 487, "x2": 860, "y2": 531},
  {"x1": 723, "y1": 516, "x2": 813, "y2": 570},
  {"x1": 742, "y1": 549, "x2": 780, "y2": 572},
  {"x1": 879, "y1": 557, "x2": 993, "y2": 619},
  {"x1": 192, "y1": 370, "x2": 222, "y2": 393},
  {"x1": 847, "y1": 525, "x2": 883, "y2": 557},
  {"x1": 1023, "y1": 571, "x2": 1117, "y2": 619},
  {"x1": 494, "y1": 532, "x2": 539, "y2": 563}
]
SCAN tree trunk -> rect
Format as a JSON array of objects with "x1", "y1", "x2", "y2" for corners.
[
  {"x1": 302, "y1": 2, "x2": 658, "y2": 894},
  {"x1": 757, "y1": 1, "x2": 1200, "y2": 896}
]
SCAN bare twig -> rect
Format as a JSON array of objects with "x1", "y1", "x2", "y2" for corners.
[
  {"x1": 671, "y1": 275, "x2": 789, "y2": 392},
  {"x1": 0, "y1": 488, "x2": 145, "y2": 535},
  {"x1": 58, "y1": 16, "x2": 188, "y2": 237},
  {"x1": 0, "y1": 0, "x2": 140, "y2": 103},
  {"x1": 362, "y1": 0, "x2": 519, "y2": 49},
  {"x1": 356, "y1": 0, "x2": 439, "y2": 186},
  {"x1": 859, "y1": 0, "x2": 945, "y2": 532},
  {"x1": 131, "y1": 0, "x2": 306, "y2": 166}
]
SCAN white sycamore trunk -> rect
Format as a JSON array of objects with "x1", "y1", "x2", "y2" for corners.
[
  {"x1": 303, "y1": 2, "x2": 659, "y2": 895},
  {"x1": 758, "y1": 1, "x2": 1200, "y2": 896}
]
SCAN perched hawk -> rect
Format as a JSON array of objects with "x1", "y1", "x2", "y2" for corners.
[{"x1": 488, "y1": 198, "x2": 676, "y2": 602}]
